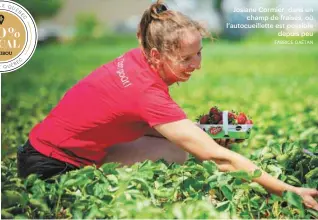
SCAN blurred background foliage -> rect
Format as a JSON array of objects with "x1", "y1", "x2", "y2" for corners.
[{"x1": 14, "y1": 0, "x2": 63, "y2": 21}]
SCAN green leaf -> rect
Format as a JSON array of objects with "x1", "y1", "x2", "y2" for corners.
[
  {"x1": 221, "y1": 185, "x2": 233, "y2": 201},
  {"x1": 29, "y1": 198, "x2": 51, "y2": 213},
  {"x1": 266, "y1": 165, "x2": 282, "y2": 178},
  {"x1": 2, "y1": 190, "x2": 24, "y2": 208},
  {"x1": 306, "y1": 209, "x2": 318, "y2": 218},
  {"x1": 1, "y1": 210, "x2": 14, "y2": 219},
  {"x1": 107, "y1": 174, "x2": 119, "y2": 185},
  {"x1": 250, "y1": 195, "x2": 261, "y2": 207},
  {"x1": 309, "y1": 157, "x2": 318, "y2": 169},
  {"x1": 267, "y1": 140, "x2": 281, "y2": 155},
  {"x1": 300, "y1": 127, "x2": 318, "y2": 140},
  {"x1": 281, "y1": 142, "x2": 295, "y2": 154},
  {"x1": 202, "y1": 161, "x2": 217, "y2": 175},
  {"x1": 286, "y1": 175, "x2": 302, "y2": 186},
  {"x1": 207, "y1": 174, "x2": 218, "y2": 182},
  {"x1": 276, "y1": 154, "x2": 289, "y2": 166},
  {"x1": 239, "y1": 210, "x2": 250, "y2": 219},
  {"x1": 216, "y1": 200, "x2": 231, "y2": 212},
  {"x1": 77, "y1": 166, "x2": 95, "y2": 178},
  {"x1": 64, "y1": 178, "x2": 80, "y2": 187},
  {"x1": 249, "y1": 182, "x2": 267, "y2": 195},
  {"x1": 217, "y1": 174, "x2": 233, "y2": 186},
  {"x1": 251, "y1": 169, "x2": 262, "y2": 179},
  {"x1": 24, "y1": 174, "x2": 39, "y2": 188},
  {"x1": 283, "y1": 191, "x2": 304, "y2": 217},
  {"x1": 134, "y1": 169, "x2": 154, "y2": 180},
  {"x1": 228, "y1": 170, "x2": 251, "y2": 181},
  {"x1": 13, "y1": 214, "x2": 28, "y2": 219},
  {"x1": 153, "y1": 188, "x2": 175, "y2": 197},
  {"x1": 85, "y1": 204, "x2": 105, "y2": 219},
  {"x1": 93, "y1": 183, "x2": 110, "y2": 199},
  {"x1": 262, "y1": 153, "x2": 275, "y2": 160},
  {"x1": 130, "y1": 177, "x2": 156, "y2": 205},
  {"x1": 100, "y1": 163, "x2": 120, "y2": 174},
  {"x1": 71, "y1": 208, "x2": 83, "y2": 219},
  {"x1": 305, "y1": 167, "x2": 318, "y2": 181}
]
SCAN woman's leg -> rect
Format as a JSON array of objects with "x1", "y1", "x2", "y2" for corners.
[
  {"x1": 17, "y1": 141, "x2": 77, "y2": 180},
  {"x1": 102, "y1": 136, "x2": 188, "y2": 166}
]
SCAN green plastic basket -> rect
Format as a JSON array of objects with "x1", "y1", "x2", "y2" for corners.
[{"x1": 197, "y1": 110, "x2": 253, "y2": 139}]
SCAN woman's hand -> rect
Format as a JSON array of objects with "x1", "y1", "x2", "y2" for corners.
[
  {"x1": 215, "y1": 139, "x2": 245, "y2": 149},
  {"x1": 295, "y1": 187, "x2": 318, "y2": 210}
]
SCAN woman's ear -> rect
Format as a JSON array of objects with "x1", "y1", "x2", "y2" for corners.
[
  {"x1": 136, "y1": 26, "x2": 142, "y2": 45},
  {"x1": 149, "y1": 48, "x2": 161, "y2": 64},
  {"x1": 136, "y1": 32, "x2": 141, "y2": 44}
]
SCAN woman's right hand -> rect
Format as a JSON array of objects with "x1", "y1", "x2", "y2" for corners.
[{"x1": 295, "y1": 187, "x2": 318, "y2": 211}]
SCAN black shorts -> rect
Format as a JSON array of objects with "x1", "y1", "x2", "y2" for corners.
[{"x1": 17, "y1": 140, "x2": 78, "y2": 180}]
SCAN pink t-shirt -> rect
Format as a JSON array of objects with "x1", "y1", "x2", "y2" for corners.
[{"x1": 29, "y1": 48, "x2": 187, "y2": 167}]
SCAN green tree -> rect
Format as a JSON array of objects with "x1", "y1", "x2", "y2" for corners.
[{"x1": 14, "y1": 0, "x2": 63, "y2": 21}]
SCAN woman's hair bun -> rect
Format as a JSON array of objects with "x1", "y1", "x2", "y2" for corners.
[
  {"x1": 149, "y1": 1, "x2": 169, "y2": 20},
  {"x1": 153, "y1": 3, "x2": 168, "y2": 14},
  {"x1": 138, "y1": 0, "x2": 211, "y2": 59}
]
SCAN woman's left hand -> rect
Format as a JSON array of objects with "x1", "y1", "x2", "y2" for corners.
[
  {"x1": 215, "y1": 139, "x2": 245, "y2": 149},
  {"x1": 295, "y1": 187, "x2": 318, "y2": 210}
]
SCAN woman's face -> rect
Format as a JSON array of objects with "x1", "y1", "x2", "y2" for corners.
[{"x1": 161, "y1": 30, "x2": 203, "y2": 85}]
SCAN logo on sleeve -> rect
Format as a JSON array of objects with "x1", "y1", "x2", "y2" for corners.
[{"x1": 116, "y1": 55, "x2": 132, "y2": 88}]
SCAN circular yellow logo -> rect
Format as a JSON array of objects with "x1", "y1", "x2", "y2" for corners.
[{"x1": 0, "y1": 0, "x2": 37, "y2": 73}]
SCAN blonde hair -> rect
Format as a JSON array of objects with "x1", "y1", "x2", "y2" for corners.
[{"x1": 137, "y1": 0, "x2": 210, "y2": 62}]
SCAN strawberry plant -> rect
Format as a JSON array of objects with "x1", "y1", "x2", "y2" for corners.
[{"x1": 2, "y1": 36, "x2": 318, "y2": 218}]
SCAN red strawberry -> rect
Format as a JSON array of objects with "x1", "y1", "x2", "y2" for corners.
[
  {"x1": 237, "y1": 113, "x2": 247, "y2": 124},
  {"x1": 246, "y1": 119, "x2": 253, "y2": 124},
  {"x1": 209, "y1": 106, "x2": 220, "y2": 116},
  {"x1": 228, "y1": 112, "x2": 236, "y2": 120},
  {"x1": 210, "y1": 113, "x2": 222, "y2": 124},
  {"x1": 199, "y1": 114, "x2": 209, "y2": 124},
  {"x1": 228, "y1": 112, "x2": 237, "y2": 124}
]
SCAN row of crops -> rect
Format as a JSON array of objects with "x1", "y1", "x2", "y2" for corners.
[{"x1": 2, "y1": 38, "x2": 318, "y2": 218}]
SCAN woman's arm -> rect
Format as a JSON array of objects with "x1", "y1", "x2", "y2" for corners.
[
  {"x1": 145, "y1": 123, "x2": 243, "y2": 147},
  {"x1": 154, "y1": 119, "x2": 318, "y2": 210}
]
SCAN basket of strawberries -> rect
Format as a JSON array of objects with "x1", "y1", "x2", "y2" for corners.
[{"x1": 196, "y1": 106, "x2": 253, "y2": 139}]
